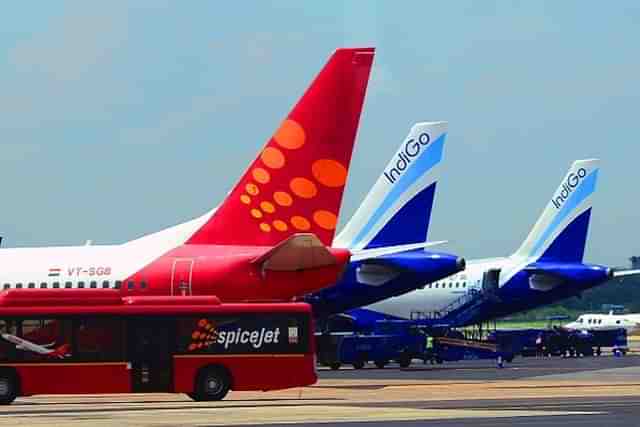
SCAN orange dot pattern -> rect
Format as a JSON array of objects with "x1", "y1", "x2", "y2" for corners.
[
  {"x1": 239, "y1": 119, "x2": 349, "y2": 234},
  {"x1": 313, "y1": 210, "x2": 338, "y2": 230},
  {"x1": 274, "y1": 191, "x2": 293, "y2": 207},
  {"x1": 291, "y1": 216, "x2": 311, "y2": 231},
  {"x1": 290, "y1": 177, "x2": 318, "y2": 199},
  {"x1": 252, "y1": 168, "x2": 270, "y2": 184},
  {"x1": 273, "y1": 220, "x2": 288, "y2": 231},
  {"x1": 260, "y1": 201, "x2": 275, "y2": 214},
  {"x1": 261, "y1": 147, "x2": 285, "y2": 169},
  {"x1": 312, "y1": 159, "x2": 348, "y2": 188},
  {"x1": 274, "y1": 119, "x2": 306, "y2": 150},
  {"x1": 259, "y1": 223, "x2": 271, "y2": 232},
  {"x1": 246, "y1": 183, "x2": 259, "y2": 196},
  {"x1": 187, "y1": 318, "x2": 218, "y2": 352}
]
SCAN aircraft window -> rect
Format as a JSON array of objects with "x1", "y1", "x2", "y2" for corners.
[
  {"x1": 578, "y1": 318, "x2": 583, "y2": 323},
  {"x1": 616, "y1": 320, "x2": 621, "y2": 324},
  {"x1": 598, "y1": 319, "x2": 602, "y2": 324},
  {"x1": 40, "y1": 283, "x2": 47, "y2": 289},
  {"x1": 455, "y1": 283, "x2": 459, "y2": 288},
  {"x1": 128, "y1": 281, "x2": 134, "y2": 290},
  {"x1": 15, "y1": 283, "x2": 22, "y2": 289},
  {"x1": 64, "y1": 282, "x2": 72, "y2": 289},
  {"x1": 90, "y1": 281, "x2": 97, "y2": 289},
  {"x1": 140, "y1": 281, "x2": 147, "y2": 290},
  {"x1": 449, "y1": 283, "x2": 453, "y2": 288},
  {"x1": 114, "y1": 281, "x2": 122, "y2": 289},
  {"x1": 463, "y1": 283, "x2": 467, "y2": 288},
  {"x1": 102, "y1": 281, "x2": 110, "y2": 289},
  {"x1": 28, "y1": 283, "x2": 35, "y2": 289},
  {"x1": 78, "y1": 282, "x2": 85, "y2": 289},
  {"x1": 3, "y1": 284, "x2": 9, "y2": 290},
  {"x1": 435, "y1": 283, "x2": 439, "y2": 288},
  {"x1": 53, "y1": 282, "x2": 60, "y2": 288}
]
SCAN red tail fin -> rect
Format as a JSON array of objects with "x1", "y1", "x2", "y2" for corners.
[{"x1": 188, "y1": 47, "x2": 375, "y2": 246}]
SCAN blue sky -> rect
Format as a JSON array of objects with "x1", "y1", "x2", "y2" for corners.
[{"x1": 1, "y1": 1, "x2": 638, "y2": 266}]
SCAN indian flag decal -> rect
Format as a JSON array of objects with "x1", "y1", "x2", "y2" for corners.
[{"x1": 48, "y1": 268, "x2": 61, "y2": 277}]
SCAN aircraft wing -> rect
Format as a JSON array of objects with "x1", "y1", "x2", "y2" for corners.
[{"x1": 350, "y1": 241, "x2": 448, "y2": 262}]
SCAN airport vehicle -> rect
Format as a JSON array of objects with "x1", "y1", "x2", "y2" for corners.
[
  {"x1": 357, "y1": 159, "x2": 638, "y2": 327},
  {"x1": 309, "y1": 122, "x2": 465, "y2": 318},
  {"x1": 317, "y1": 321, "x2": 424, "y2": 370},
  {"x1": 317, "y1": 320, "x2": 511, "y2": 370},
  {"x1": 0, "y1": 48, "x2": 378, "y2": 302},
  {"x1": 0, "y1": 289, "x2": 316, "y2": 404},
  {"x1": 565, "y1": 312, "x2": 640, "y2": 335},
  {"x1": 496, "y1": 327, "x2": 628, "y2": 357}
]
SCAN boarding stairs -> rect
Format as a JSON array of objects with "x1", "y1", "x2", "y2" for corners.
[{"x1": 410, "y1": 269, "x2": 502, "y2": 328}]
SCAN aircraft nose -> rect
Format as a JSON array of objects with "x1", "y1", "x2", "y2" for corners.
[{"x1": 456, "y1": 257, "x2": 466, "y2": 271}]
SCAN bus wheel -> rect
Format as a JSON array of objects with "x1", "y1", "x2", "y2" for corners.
[
  {"x1": 0, "y1": 371, "x2": 17, "y2": 405},
  {"x1": 329, "y1": 362, "x2": 341, "y2": 370},
  {"x1": 194, "y1": 367, "x2": 231, "y2": 401},
  {"x1": 352, "y1": 360, "x2": 365, "y2": 370}
]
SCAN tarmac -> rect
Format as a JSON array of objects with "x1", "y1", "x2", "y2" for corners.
[{"x1": 1, "y1": 353, "x2": 639, "y2": 427}]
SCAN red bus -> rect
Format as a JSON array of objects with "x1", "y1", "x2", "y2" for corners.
[{"x1": 0, "y1": 290, "x2": 316, "y2": 404}]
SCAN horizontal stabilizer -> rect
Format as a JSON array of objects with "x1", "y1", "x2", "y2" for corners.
[
  {"x1": 251, "y1": 233, "x2": 338, "y2": 271},
  {"x1": 612, "y1": 269, "x2": 640, "y2": 278},
  {"x1": 350, "y1": 241, "x2": 448, "y2": 262}
]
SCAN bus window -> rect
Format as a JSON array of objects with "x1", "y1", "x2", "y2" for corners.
[
  {"x1": 74, "y1": 318, "x2": 123, "y2": 361},
  {"x1": 19, "y1": 319, "x2": 71, "y2": 361}
]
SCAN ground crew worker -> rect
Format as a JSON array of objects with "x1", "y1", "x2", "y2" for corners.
[{"x1": 425, "y1": 335, "x2": 434, "y2": 364}]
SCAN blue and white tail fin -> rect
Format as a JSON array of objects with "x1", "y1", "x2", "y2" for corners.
[
  {"x1": 334, "y1": 122, "x2": 447, "y2": 250},
  {"x1": 512, "y1": 159, "x2": 600, "y2": 262}
]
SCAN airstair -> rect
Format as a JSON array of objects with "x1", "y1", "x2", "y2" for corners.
[{"x1": 410, "y1": 269, "x2": 502, "y2": 327}]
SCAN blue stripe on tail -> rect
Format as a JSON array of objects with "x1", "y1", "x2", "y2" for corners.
[
  {"x1": 365, "y1": 183, "x2": 436, "y2": 249},
  {"x1": 352, "y1": 134, "x2": 445, "y2": 249},
  {"x1": 539, "y1": 208, "x2": 591, "y2": 262},
  {"x1": 529, "y1": 170, "x2": 598, "y2": 257}
]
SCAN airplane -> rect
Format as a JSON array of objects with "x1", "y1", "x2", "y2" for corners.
[
  {"x1": 0, "y1": 47, "x2": 386, "y2": 302},
  {"x1": 565, "y1": 312, "x2": 640, "y2": 335},
  {"x1": 307, "y1": 121, "x2": 465, "y2": 319},
  {"x1": 1, "y1": 334, "x2": 71, "y2": 359},
  {"x1": 353, "y1": 159, "x2": 639, "y2": 327}
]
